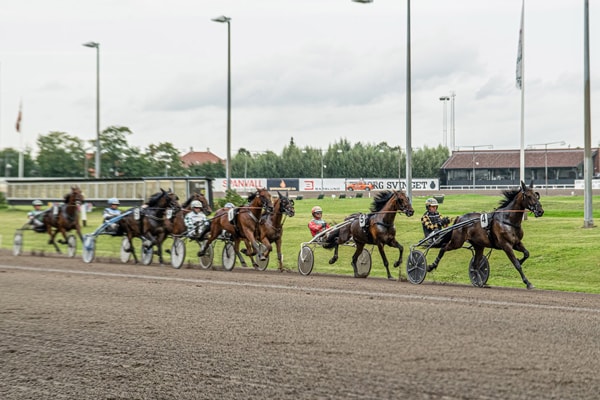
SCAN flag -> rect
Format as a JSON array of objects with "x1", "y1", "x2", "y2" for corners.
[
  {"x1": 15, "y1": 102, "x2": 22, "y2": 133},
  {"x1": 515, "y1": 1, "x2": 524, "y2": 90}
]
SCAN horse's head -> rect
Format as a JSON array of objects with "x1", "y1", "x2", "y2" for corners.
[
  {"x1": 254, "y1": 187, "x2": 273, "y2": 213},
  {"x1": 149, "y1": 188, "x2": 180, "y2": 209},
  {"x1": 277, "y1": 191, "x2": 295, "y2": 217},
  {"x1": 520, "y1": 180, "x2": 544, "y2": 217},
  {"x1": 394, "y1": 190, "x2": 414, "y2": 217},
  {"x1": 67, "y1": 186, "x2": 84, "y2": 205},
  {"x1": 164, "y1": 189, "x2": 180, "y2": 209}
]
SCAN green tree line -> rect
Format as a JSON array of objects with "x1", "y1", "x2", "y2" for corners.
[{"x1": 0, "y1": 129, "x2": 449, "y2": 180}]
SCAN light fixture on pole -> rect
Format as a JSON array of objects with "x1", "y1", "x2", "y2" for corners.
[
  {"x1": 83, "y1": 41, "x2": 100, "y2": 178},
  {"x1": 212, "y1": 15, "x2": 232, "y2": 191},
  {"x1": 528, "y1": 141, "x2": 565, "y2": 195},
  {"x1": 439, "y1": 96, "x2": 450, "y2": 147}
]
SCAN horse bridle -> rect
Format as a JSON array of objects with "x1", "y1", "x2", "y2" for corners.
[{"x1": 393, "y1": 191, "x2": 412, "y2": 214}]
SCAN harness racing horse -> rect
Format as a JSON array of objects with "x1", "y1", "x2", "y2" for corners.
[
  {"x1": 250, "y1": 191, "x2": 295, "y2": 271},
  {"x1": 427, "y1": 181, "x2": 544, "y2": 289},
  {"x1": 200, "y1": 188, "x2": 274, "y2": 264},
  {"x1": 339, "y1": 190, "x2": 414, "y2": 279},
  {"x1": 120, "y1": 189, "x2": 180, "y2": 264},
  {"x1": 164, "y1": 192, "x2": 212, "y2": 237},
  {"x1": 43, "y1": 186, "x2": 85, "y2": 253}
]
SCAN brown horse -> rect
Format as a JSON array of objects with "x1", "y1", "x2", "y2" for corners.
[
  {"x1": 427, "y1": 181, "x2": 544, "y2": 289},
  {"x1": 120, "y1": 188, "x2": 180, "y2": 264},
  {"x1": 200, "y1": 188, "x2": 273, "y2": 262},
  {"x1": 250, "y1": 191, "x2": 295, "y2": 270},
  {"x1": 333, "y1": 190, "x2": 414, "y2": 279},
  {"x1": 164, "y1": 192, "x2": 212, "y2": 237},
  {"x1": 43, "y1": 186, "x2": 85, "y2": 253}
]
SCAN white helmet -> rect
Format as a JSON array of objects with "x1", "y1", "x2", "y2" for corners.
[
  {"x1": 191, "y1": 200, "x2": 202, "y2": 208},
  {"x1": 32, "y1": 199, "x2": 43, "y2": 206},
  {"x1": 425, "y1": 198, "x2": 438, "y2": 207},
  {"x1": 108, "y1": 198, "x2": 120, "y2": 205}
]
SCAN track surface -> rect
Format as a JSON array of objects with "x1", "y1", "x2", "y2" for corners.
[{"x1": 2, "y1": 251, "x2": 600, "y2": 399}]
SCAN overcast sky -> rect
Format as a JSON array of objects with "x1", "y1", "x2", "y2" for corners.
[{"x1": 0, "y1": 0, "x2": 598, "y2": 160}]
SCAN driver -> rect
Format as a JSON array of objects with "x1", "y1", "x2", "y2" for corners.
[
  {"x1": 103, "y1": 198, "x2": 122, "y2": 233},
  {"x1": 185, "y1": 200, "x2": 210, "y2": 240},
  {"x1": 421, "y1": 197, "x2": 451, "y2": 245},
  {"x1": 28, "y1": 199, "x2": 46, "y2": 230},
  {"x1": 308, "y1": 206, "x2": 330, "y2": 237}
]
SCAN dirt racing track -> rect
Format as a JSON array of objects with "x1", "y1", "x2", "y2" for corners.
[{"x1": 2, "y1": 251, "x2": 600, "y2": 400}]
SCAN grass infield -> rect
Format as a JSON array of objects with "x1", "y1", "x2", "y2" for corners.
[{"x1": 1, "y1": 193, "x2": 599, "y2": 293}]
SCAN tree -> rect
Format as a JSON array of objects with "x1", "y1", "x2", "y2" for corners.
[
  {"x1": 36, "y1": 132, "x2": 86, "y2": 177},
  {"x1": 100, "y1": 126, "x2": 135, "y2": 177},
  {"x1": 146, "y1": 142, "x2": 185, "y2": 176}
]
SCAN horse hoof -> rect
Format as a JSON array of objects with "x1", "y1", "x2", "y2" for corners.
[
  {"x1": 427, "y1": 264, "x2": 437, "y2": 272},
  {"x1": 527, "y1": 283, "x2": 535, "y2": 290},
  {"x1": 387, "y1": 276, "x2": 395, "y2": 281},
  {"x1": 393, "y1": 261, "x2": 401, "y2": 268},
  {"x1": 328, "y1": 257, "x2": 338, "y2": 265}
]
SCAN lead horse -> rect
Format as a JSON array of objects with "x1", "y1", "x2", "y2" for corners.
[
  {"x1": 336, "y1": 190, "x2": 414, "y2": 279},
  {"x1": 427, "y1": 181, "x2": 544, "y2": 289},
  {"x1": 43, "y1": 186, "x2": 85, "y2": 253}
]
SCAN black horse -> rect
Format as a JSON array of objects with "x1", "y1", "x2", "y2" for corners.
[
  {"x1": 427, "y1": 181, "x2": 544, "y2": 289},
  {"x1": 324, "y1": 190, "x2": 414, "y2": 279},
  {"x1": 120, "y1": 189, "x2": 180, "y2": 264}
]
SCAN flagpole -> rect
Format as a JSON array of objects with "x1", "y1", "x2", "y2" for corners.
[{"x1": 519, "y1": 0, "x2": 525, "y2": 185}]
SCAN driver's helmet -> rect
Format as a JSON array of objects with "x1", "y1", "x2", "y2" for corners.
[
  {"x1": 32, "y1": 199, "x2": 43, "y2": 206},
  {"x1": 190, "y1": 200, "x2": 202, "y2": 209},
  {"x1": 108, "y1": 198, "x2": 120, "y2": 205},
  {"x1": 311, "y1": 206, "x2": 323, "y2": 217},
  {"x1": 425, "y1": 197, "x2": 439, "y2": 209},
  {"x1": 224, "y1": 202, "x2": 234, "y2": 208}
]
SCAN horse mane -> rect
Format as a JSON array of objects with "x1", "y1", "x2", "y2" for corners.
[
  {"x1": 370, "y1": 191, "x2": 393, "y2": 212},
  {"x1": 147, "y1": 191, "x2": 164, "y2": 207},
  {"x1": 246, "y1": 191, "x2": 258, "y2": 204},
  {"x1": 498, "y1": 188, "x2": 520, "y2": 209}
]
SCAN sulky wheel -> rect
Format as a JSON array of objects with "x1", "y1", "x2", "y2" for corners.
[
  {"x1": 82, "y1": 235, "x2": 96, "y2": 263},
  {"x1": 120, "y1": 237, "x2": 132, "y2": 263},
  {"x1": 67, "y1": 234, "x2": 77, "y2": 258},
  {"x1": 13, "y1": 232, "x2": 23, "y2": 256},
  {"x1": 407, "y1": 249, "x2": 427, "y2": 284},
  {"x1": 198, "y1": 240, "x2": 214, "y2": 270},
  {"x1": 170, "y1": 238, "x2": 186, "y2": 269},
  {"x1": 297, "y1": 245, "x2": 314, "y2": 276},
  {"x1": 254, "y1": 243, "x2": 269, "y2": 271},
  {"x1": 222, "y1": 241, "x2": 236, "y2": 271},
  {"x1": 355, "y1": 248, "x2": 372, "y2": 278},
  {"x1": 141, "y1": 243, "x2": 154, "y2": 265},
  {"x1": 469, "y1": 256, "x2": 490, "y2": 287}
]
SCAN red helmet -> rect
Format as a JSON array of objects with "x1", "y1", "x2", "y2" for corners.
[{"x1": 311, "y1": 206, "x2": 323, "y2": 216}]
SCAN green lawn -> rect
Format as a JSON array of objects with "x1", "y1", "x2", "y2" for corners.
[{"x1": 2, "y1": 193, "x2": 599, "y2": 293}]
